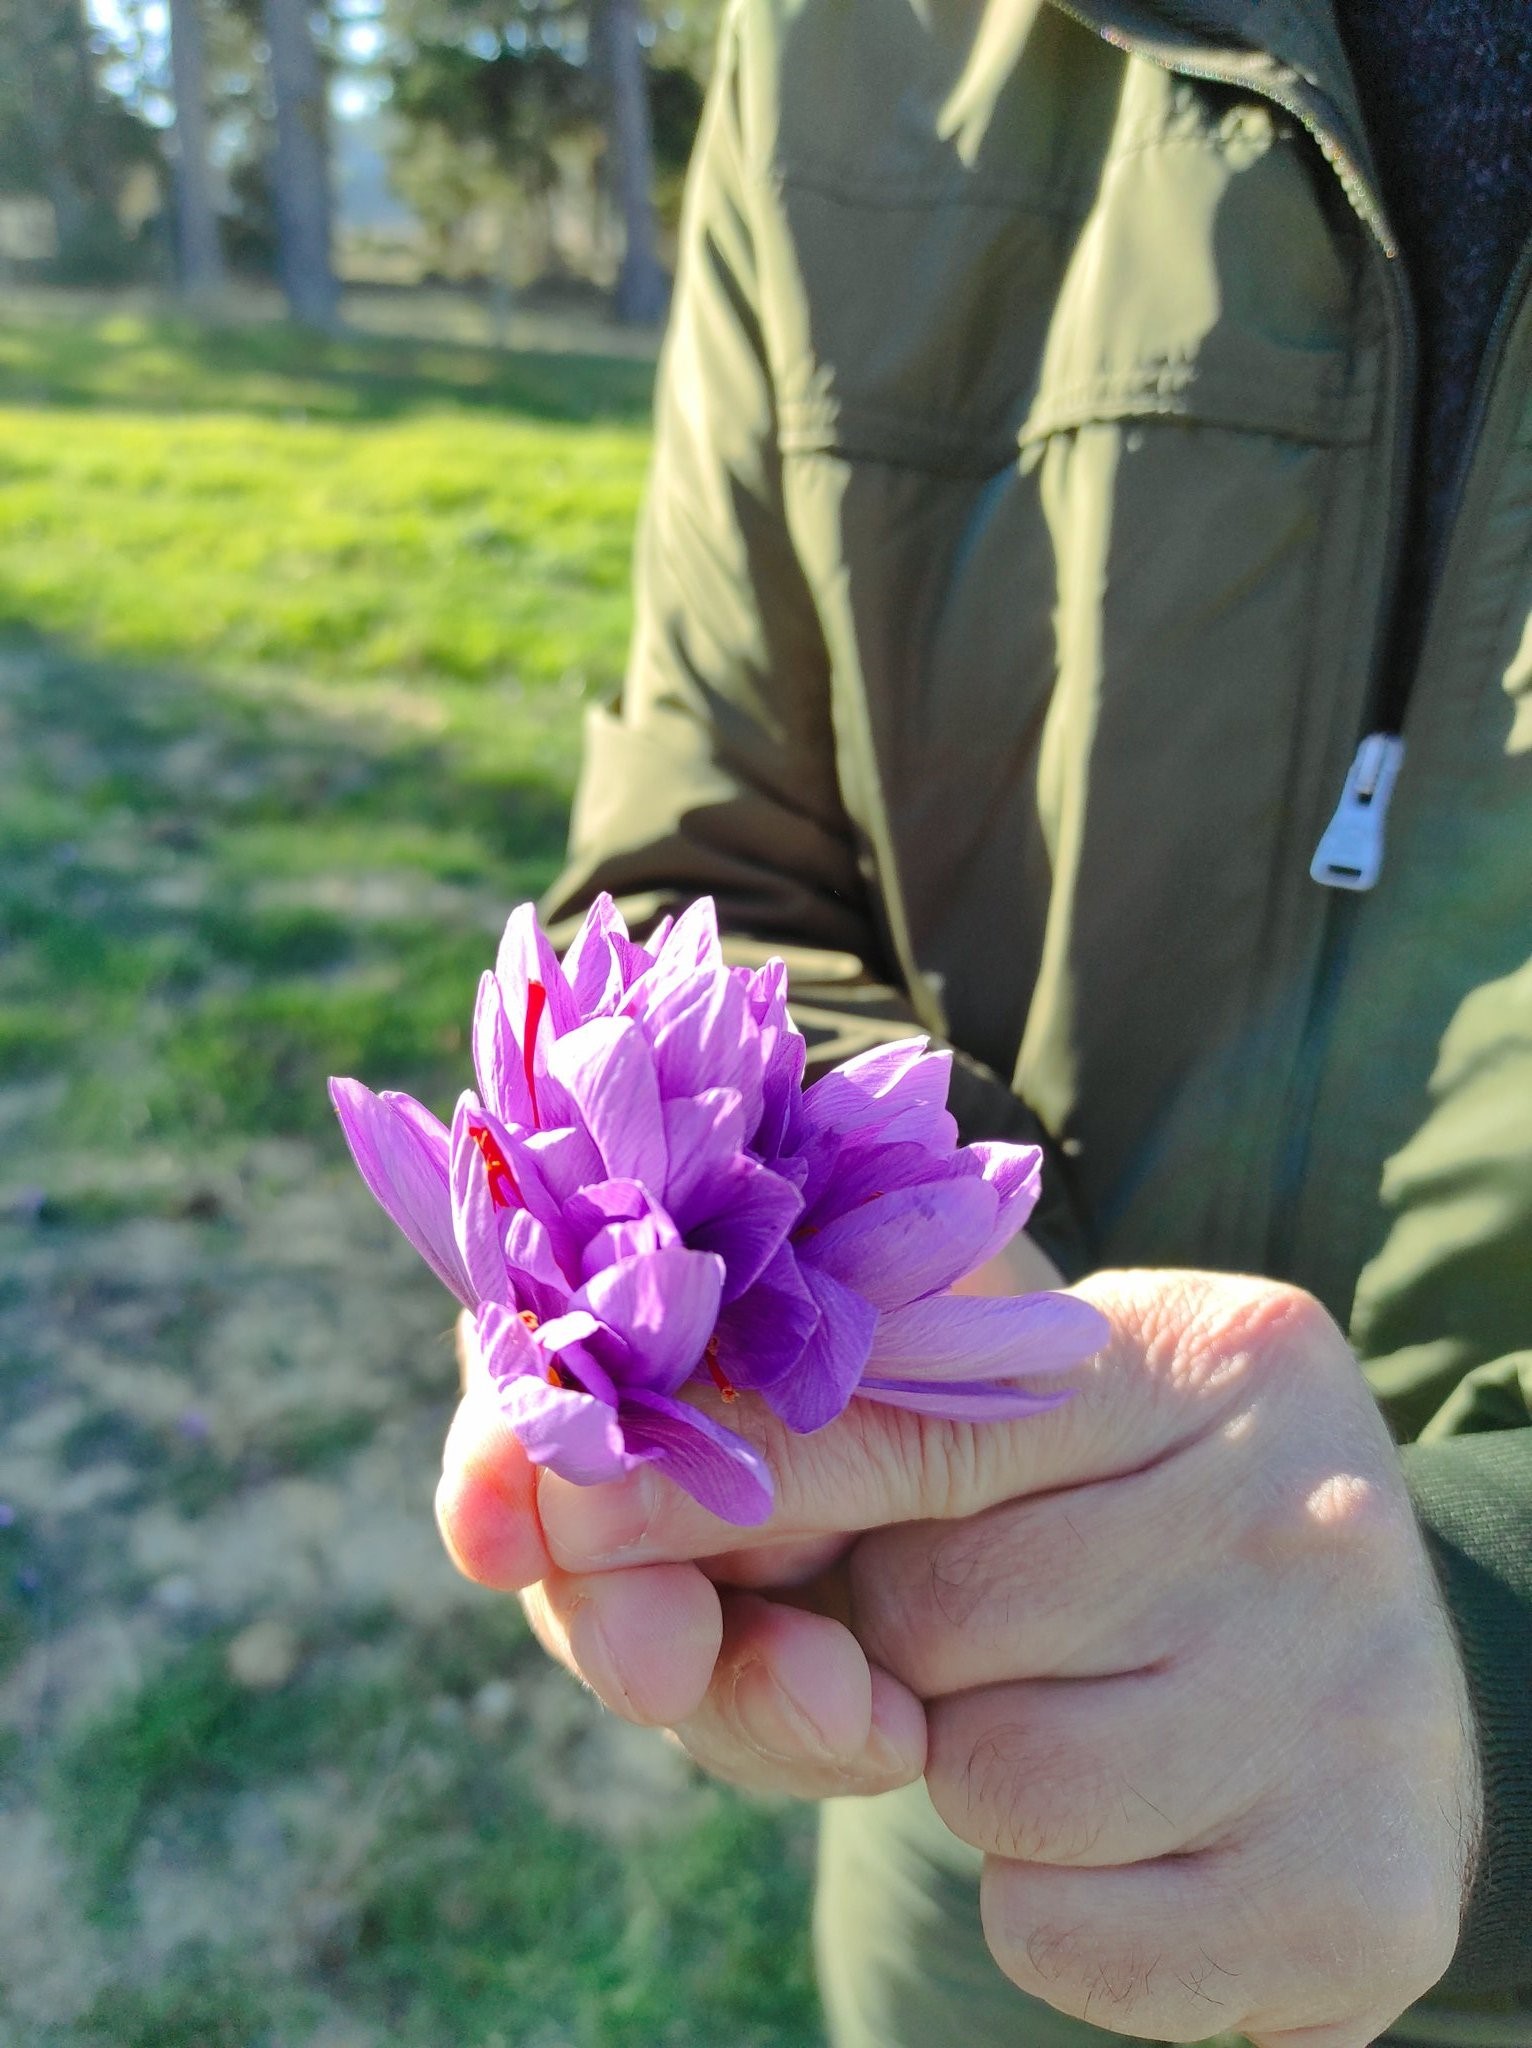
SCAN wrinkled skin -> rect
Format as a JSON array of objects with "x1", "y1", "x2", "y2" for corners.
[{"x1": 436, "y1": 1251, "x2": 1481, "y2": 2048}]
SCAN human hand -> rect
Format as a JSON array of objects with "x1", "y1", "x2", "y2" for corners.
[
  {"x1": 437, "y1": 1233, "x2": 1061, "y2": 1791},
  {"x1": 437, "y1": 1269, "x2": 1480, "y2": 2046}
]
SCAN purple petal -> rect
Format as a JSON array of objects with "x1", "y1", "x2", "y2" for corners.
[
  {"x1": 450, "y1": 1099, "x2": 513, "y2": 1303},
  {"x1": 565, "y1": 1177, "x2": 672, "y2": 1238},
  {"x1": 712, "y1": 1245, "x2": 821, "y2": 1392},
  {"x1": 503, "y1": 1209, "x2": 570, "y2": 1315},
  {"x1": 647, "y1": 897, "x2": 722, "y2": 978},
  {"x1": 572, "y1": 1244, "x2": 724, "y2": 1392},
  {"x1": 804, "y1": 1176, "x2": 999, "y2": 1311},
  {"x1": 501, "y1": 1375, "x2": 630, "y2": 1484},
  {"x1": 684, "y1": 1156, "x2": 803, "y2": 1302},
  {"x1": 492, "y1": 906, "x2": 583, "y2": 1129},
  {"x1": 521, "y1": 1123, "x2": 604, "y2": 1207},
  {"x1": 495, "y1": 902, "x2": 580, "y2": 1038},
  {"x1": 532, "y1": 1314, "x2": 621, "y2": 1408},
  {"x1": 478, "y1": 1297, "x2": 623, "y2": 1414},
  {"x1": 561, "y1": 893, "x2": 630, "y2": 1017},
  {"x1": 766, "y1": 1262, "x2": 878, "y2": 1433},
  {"x1": 855, "y1": 1377, "x2": 1073, "y2": 1421},
  {"x1": 662, "y1": 1089, "x2": 747, "y2": 1220},
  {"x1": 742, "y1": 955, "x2": 790, "y2": 1030},
  {"x1": 383, "y1": 1090, "x2": 456, "y2": 1152},
  {"x1": 867, "y1": 1290, "x2": 1110, "y2": 1379},
  {"x1": 802, "y1": 1138, "x2": 956, "y2": 1228},
  {"x1": 533, "y1": 1307, "x2": 602, "y2": 1352},
  {"x1": 565, "y1": 1181, "x2": 680, "y2": 1285},
  {"x1": 544, "y1": 1016, "x2": 667, "y2": 1188},
  {"x1": 330, "y1": 1078, "x2": 474, "y2": 1305},
  {"x1": 581, "y1": 1216, "x2": 680, "y2": 1275},
  {"x1": 755, "y1": 1009, "x2": 807, "y2": 1158},
  {"x1": 620, "y1": 1389, "x2": 773, "y2": 1525},
  {"x1": 961, "y1": 1142, "x2": 1045, "y2": 1271},
  {"x1": 647, "y1": 975, "x2": 764, "y2": 1136},
  {"x1": 475, "y1": 1298, "x2": 543, "y2": 1382},
  {"x1": 801, "y1": 1039, "x2": 955, "y2": 1154},
  {"x1": 472, "y1": 972, "x2": 533, "y2": 1127}
]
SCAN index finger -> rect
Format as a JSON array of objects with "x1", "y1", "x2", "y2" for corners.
[{"x1": 538, "y1": 1270, "x2": 1275, "y2": 1571}]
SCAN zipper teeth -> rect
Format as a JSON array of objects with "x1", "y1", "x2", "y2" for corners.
[{"x1": 1410, "y1": 231, "x2": 1532, "y2": 685}]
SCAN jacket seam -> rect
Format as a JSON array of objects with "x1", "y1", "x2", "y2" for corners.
[
  {"x1": 768, "y1": 123, "x2": 1304, "y2": 221},
  {"x1": 766, "y1": 161, "x2": 1096, "y2": 222},
  {"x1": 775, "y1": 373, "x2": 1375, "y2": 470}
]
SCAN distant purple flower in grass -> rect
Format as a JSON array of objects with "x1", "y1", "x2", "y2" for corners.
[{"x1": 329, "y1": 894, "x2": 1107, "y2": 1524}]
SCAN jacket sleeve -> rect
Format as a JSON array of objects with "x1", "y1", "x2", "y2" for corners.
[
  {"x1": 541, "y1": 3, "x2": 1088, "y2": 1275},
  {"x1": 1401, "y1": 1359, "x2": 1532, "y2": 1996}
]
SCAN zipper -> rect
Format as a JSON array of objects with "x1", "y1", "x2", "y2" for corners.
[
  {"x1": 1280, "y1": 235, "x2": 1532, "y2": 1276},
  {"x1": 1043, "y1": 1, "x2": 1419, "y2": 1276},
  {"x1": 1037, "y1": 6, "x2": 1532, "y2": 1281},
  {"x1": 1307, "y1": 240, "x2": 1532, "y2": 901},
  {"x1": 1309, "y1": 732, "x2": 1405, "y2": 890},
  {"x1": 1388, "y1": 229, "x2": 1532, "y2": 730}
]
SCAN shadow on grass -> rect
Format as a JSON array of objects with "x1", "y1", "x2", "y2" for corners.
[
  {"x1": 0, "y1": 626, "x2": 577, "y2": 1150},
  {"x1": 0, "y1": 314, "x2": 657, "y2": 426}
]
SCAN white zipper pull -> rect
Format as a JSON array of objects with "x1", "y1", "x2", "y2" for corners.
[{"x1": 1310, "y1": 733, "x2": 1405, "y2": 890}]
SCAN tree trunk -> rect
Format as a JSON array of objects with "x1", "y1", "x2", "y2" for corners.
[
  {"x1": 261, "y1": 0, "x2": 338, "y2": 327},
  {"x1": 598, "y1": 0, "x2": 668, "y2": 326},
  {"x1": 11, "y1": 0, "x2": 92, "y2": 257},
  {"x1": 166, "y1": 0, "x2": 225, "y2": 295}
]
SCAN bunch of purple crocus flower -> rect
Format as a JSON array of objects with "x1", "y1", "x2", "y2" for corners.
[{"x1": 330, "y1": 895, "x2": 1107, "y2": 1525}]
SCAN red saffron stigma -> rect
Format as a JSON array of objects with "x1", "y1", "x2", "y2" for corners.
[
  {"x1": 518, "y1": 1308, "x2": 540, "y2": 1331},
  {"x1": 524, "y1": 980, "x2": 548, "y2": 1126},
  {"x1": 704, "y1": 1335, "x2": 738, "y2": 1403},
  {"x1": 470, "y1": 1122, "x2": 521, "y2": 1208},
  {"x1": 546, "y1": 1362, "x2": 565, "y2": 1389}
]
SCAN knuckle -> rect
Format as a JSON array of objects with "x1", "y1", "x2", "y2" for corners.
[
  {"x1": 930, "y1": 1714, "x2": 1110, "y2": 1863},
  {"x1": 1190, "y1": 1274, "x2": 1335, "y2": 1375},
  {"x1": 982, "y1": 1895, "x2": 1165, "y2": 2024},
  {"x1": 924, "y1": 1516, "x2": 1002, "y2": 1623},
  {"x1": 856, "y1": 1515, "x2": 1011, "y2": 1687}
]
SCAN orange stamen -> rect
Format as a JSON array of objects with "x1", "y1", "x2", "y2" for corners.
[
  {"x1": 704, "y1": 1335, "x2": 738, "y2": 1402},
  {"x1": 546, "y1": 1362, "x2": 565, "y2": 1389},
  {"x1": 519, "y1": 1309, "x2": 540, "y2": 1331}
]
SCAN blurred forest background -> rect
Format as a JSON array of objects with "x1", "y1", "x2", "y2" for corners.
[
  {"x1": 1, "y1": 0, "x2": 714, "y2": 322},
  {"x1": 0, "y1": 4, "x2": 829, "y2": 2046}
]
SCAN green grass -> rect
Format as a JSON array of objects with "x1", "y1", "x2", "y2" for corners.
[
  {"x1": 57, "y1": 1623, "x2": 818, "y2": 2047},
  {"x1": 0, "y1": 306, "x2": 825, "y2": 2047},
  {"x1": 0, "y1": 318, "x2": 649, "y2": 1165},
  {"x1": 0, "y1": 318, "x2": 652, "y2": 685}
]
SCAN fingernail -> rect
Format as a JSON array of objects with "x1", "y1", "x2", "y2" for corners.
[
  {"x1": 731, "y1": 1658, "x2": 839, "y2": 1764},
  {"x1": 541, "y1": 1466, "x2": 661, "y2": 1567},
  {"x1": 865, "y1": 1680, "x2": 925, "y2": 1781}
]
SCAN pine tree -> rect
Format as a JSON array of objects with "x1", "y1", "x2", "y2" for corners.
[
  {"x1": 262, "y1": 0, "x2": 339, "y2": 325},
  {"x1": 595, "y1": 0, "x2": 667, "y2": 324},
  {"x1": 167, "y1": 0, "x2": 226, "y2": 292}
]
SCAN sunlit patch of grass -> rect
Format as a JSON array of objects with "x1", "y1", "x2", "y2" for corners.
[{"x1": 0, "y1": 406, "x2": 647, "y2": 689}]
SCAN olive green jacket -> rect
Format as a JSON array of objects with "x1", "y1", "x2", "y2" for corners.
[{"x1": 545, "y1": 0, "x2": 1532, "y2": 2003}]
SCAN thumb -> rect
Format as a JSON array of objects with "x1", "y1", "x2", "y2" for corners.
[{"x1": 539, "y1": 1268, "x2": 1258, "y2": 1571}]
